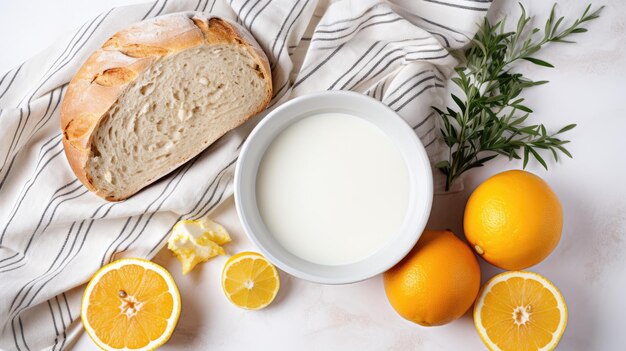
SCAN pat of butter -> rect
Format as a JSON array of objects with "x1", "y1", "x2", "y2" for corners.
[{"x1": 167, "y1": 217, "x2": 231, "y2": 274}]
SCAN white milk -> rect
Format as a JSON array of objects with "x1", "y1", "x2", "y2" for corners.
[{"x1": 256, "y1": 113, "x2": 409, "y2": 265}]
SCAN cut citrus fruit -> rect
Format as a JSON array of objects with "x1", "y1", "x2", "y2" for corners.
[
  {"x1": 474, "y1": 271, "x2": 567, "y2": 351},
  {"x1": 81, "y1": 258, "x2": 181, "y2": 351},
  {"x1": 167, "y1": 217, "x2": 231, "y2": 274},
  {"x1": 221, "y1": 252, "x2": 280, "y2": 310}
]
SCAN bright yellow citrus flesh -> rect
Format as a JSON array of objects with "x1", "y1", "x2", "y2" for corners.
[
  {"x1": 474, "y1": 271, "x2": 567, "y2": 351},
  {"x1": 81, "y1": 258, "x2": 181, "y2": 351},
  {"x1": 464, "y1": 170, "x2": 563, "y2": 270},
  {"x1": 221, "y1": 252, "x2": 280, "y2": 310}
]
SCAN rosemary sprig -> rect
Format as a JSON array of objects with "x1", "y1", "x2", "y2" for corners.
[{"x1": 434, "y1": 3, "x2": 603, "y2": 191}]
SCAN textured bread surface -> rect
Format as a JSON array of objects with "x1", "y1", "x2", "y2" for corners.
[{"x1": 61, "y1": 13, "x2": 272, "y2": 201}]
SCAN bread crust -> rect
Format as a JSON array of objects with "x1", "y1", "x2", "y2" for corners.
[{"x1": 61, "y1": 13, "x2": 272, "y2": 201}]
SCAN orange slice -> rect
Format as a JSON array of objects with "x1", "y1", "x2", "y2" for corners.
[
  {"x1": 474, "y1": 271, "x2": 567, "y2": 351},
  {"x1": 221, "y1": 252, "x2": 280, "y2": 310},
  {"x1": 81, "y1": 258, "x2": 181, "y2": 351}
]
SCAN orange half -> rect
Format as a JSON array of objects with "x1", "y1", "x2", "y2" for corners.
[
  {"x1": 81, "y1": 258, "x2": 181, "y2": 351},
  {"x1": 474, "y1": 271, "x2": 567, "y2": 351}
]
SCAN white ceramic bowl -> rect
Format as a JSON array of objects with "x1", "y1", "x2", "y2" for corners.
[{"x1": 234, "y1": 91, "x2": 433, "y2": 284}]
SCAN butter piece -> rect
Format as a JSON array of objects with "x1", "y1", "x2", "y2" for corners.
[{"x1": 167, "y1": 217, "x2": 231, "y2": 274}]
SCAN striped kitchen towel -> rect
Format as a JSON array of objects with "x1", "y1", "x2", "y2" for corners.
[{"x1": 0, "y1": 0, "x2": 491, "y2": 349}]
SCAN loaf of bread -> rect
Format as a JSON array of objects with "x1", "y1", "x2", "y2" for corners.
[{"x1": 61, "y1": 13, "x2": 272, "y2": 201}]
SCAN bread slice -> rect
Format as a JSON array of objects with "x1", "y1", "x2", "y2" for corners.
[{"x1": 61, "y1": 13, "x2": 272, "y2": 201}]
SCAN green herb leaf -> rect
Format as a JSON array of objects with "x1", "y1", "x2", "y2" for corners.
[
  {"x1": 523, "y1": 147, "x2": 530, "y2": 168},
  {"x1": 522, "y1": 57, "x2": 555, "y2": 68},
  {"x1": 529, "y1": 147, "x2": 548, "y2": 170},
  {"x1": 557, "y1": 124, "x2": 577, "y2": 134},
  {"x1": 451, "y1": 94, "x2": 466, "y2": 112}
]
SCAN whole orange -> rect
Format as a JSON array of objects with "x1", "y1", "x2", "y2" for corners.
[
  {"x1": 383, "y1": 230, "x2": 481, "y2": 326},
  {"x1": 464, "y1": 170, "x2": 563, "y2": 270}
]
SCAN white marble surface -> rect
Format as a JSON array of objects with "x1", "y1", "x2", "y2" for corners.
[{"x1": 1, "y1": 0, "x2": 625, "y2": 350}]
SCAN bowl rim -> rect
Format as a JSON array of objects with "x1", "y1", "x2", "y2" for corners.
[{"x1": 234, "y1": 90, "x2": 433, "y2": 284}]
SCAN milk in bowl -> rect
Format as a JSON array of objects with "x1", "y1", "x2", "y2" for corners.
[{"x1": 255, "y1": 112, "x2": 409, "y2": 265}]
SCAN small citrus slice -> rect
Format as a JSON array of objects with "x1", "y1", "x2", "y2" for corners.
[
  {"x1": 474, "y1": 271, "x2": 567, "y2": 351},
  {"x1": 81, "y1": 258, "x2": 181, "y2": 351},
  {"x1": 221, "y1": 252, "x2": 280, "y2": 310}
]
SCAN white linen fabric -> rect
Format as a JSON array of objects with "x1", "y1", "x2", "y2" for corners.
[{"x1": 0, "y1": 0, "x2": 491, "y2": 349}]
